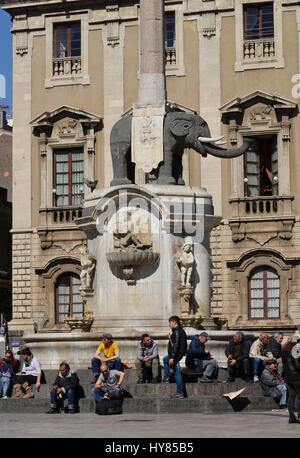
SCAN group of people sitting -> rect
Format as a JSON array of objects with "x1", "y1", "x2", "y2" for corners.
[{"x1": 1, "y1": 317, "x2": 300, "y2": 423}]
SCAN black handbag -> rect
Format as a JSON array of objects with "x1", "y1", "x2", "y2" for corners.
[{"x1": 95, "y1": 399, "x2": 123, "y2": 415}]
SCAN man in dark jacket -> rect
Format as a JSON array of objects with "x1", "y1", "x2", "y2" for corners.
[
  {"x1": 186, "y1": 332, "x2": 218, "y2": 383},
  {"x1": 225, "y1": 332, "x2": 251, "y2": 383},
  {"x1": 267, "y1": 333, "x2": 284, "y2": 375},
  {"x1": 260, "y1": 359, "x2": 287, "y2": 409},
  {"x1": 46, "y1": 362, "x2": 80, "y2": 414},
  {"x1": 163, "y1": 316, "x2": 187, "y2": 398}
]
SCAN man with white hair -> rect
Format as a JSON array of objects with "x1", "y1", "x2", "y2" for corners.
[{"x1": 250, "y1": 333, "x2": 274, "y2": 382}]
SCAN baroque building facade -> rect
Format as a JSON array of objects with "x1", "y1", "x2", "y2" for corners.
[{"x1": 1, "y1": 0, "x2": 300, "y2": 337}]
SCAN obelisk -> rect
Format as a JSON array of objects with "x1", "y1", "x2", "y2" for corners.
[{"x1": 131, "y1": 0, "x2": 166, "y2": 177}]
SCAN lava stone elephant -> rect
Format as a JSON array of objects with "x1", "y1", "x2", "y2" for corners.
[{"x1": 110, "y1": 111, "x2": 252, "y2": 186}]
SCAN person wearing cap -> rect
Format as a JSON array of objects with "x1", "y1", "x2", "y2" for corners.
[
  {"x1": 281, "y1": 335, "x2": 300, "y2": 423},
  {"x1": 185, "y1": 332, "x2": 218, "y2": 383},
  {"x1": 249, "y1": 333, "x2": 274, "y2": 382},
  {"x1": 260, "y1": 359, "x2": 287, "y2": 409},
  {"x1": 91, "y1": 333, "x2": 122, "y2": 383},
  {"x1": 11, "y1": 348, "x2": 41, "y2": 399},
  {"x1": 225, "y1": 332, "x2": 251, "y2": 383},
  {"x1": 162, "y1": 316, "x2": 187, "y2": 398}
]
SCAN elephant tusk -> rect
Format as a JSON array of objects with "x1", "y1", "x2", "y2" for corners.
[
  {"x1": 198, "y1": 135, "x2": 224, "y2": 143},
  {"x1": 214, "y1": 141, "x2": 227, "y2": 145}
]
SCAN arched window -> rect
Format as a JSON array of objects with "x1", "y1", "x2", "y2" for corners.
[
  {"x1": 249, "y1": 266, "x2": 280, "y2": 319},
  {"x1": 55, "y1": 273, "x2": 83, "y2": 323}
]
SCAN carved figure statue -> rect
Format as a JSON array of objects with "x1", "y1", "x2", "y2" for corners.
[
  {"x1": 79, "y1": 245, "x2": 96, "y2": 290},
  {"x1": 110, "y1": 110, "x2": 253, "y2": 186},
  {"x1": 176, "y1": 243, "x2": 194, "y2": 287}
]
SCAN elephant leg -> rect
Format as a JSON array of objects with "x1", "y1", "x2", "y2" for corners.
[
  {"x1": 110, "y1": 143, "x2": 133, "y2": 186},
  {"x1": 157, "y1": 150, "x2": 176, "y2": 185}
]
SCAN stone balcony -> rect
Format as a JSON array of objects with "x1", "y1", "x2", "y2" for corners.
[
  {"x1": 52, "y1": 57, "x2": 82, "y2": 77},
  {"x1": 165, "y1": 47, "x2": 176, "y2": 66},
  {"x1": 244, "y1": 39, "x2": 275, "y2": 61},
  {"x1": 39, "y1": 206, "x2": 82, "y2": 226},
  {"x1": 228, "y1": 196, "x2": 295, "y2": 244}
]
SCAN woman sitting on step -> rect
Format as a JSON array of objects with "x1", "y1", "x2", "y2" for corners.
[{"x1": 11, "y1": 347, "x2": 41, "y2": 399}]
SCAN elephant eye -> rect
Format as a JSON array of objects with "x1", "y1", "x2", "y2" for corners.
[{"x1": 201, "y1": 122, "x2": 206, "y2": 127}]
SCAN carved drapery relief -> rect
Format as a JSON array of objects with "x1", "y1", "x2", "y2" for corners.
[{"x1": 106, "y1": 208, "x2": 160, "y2": 284}]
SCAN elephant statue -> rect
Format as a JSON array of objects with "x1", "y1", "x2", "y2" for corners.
[{"x1": 110, "y1": 110, "x2": 253, "y2": 186}]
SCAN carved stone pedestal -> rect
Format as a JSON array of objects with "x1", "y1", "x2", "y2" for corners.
[{"x1": 64, "y1": 316, "x2": 94, "y2": 333}]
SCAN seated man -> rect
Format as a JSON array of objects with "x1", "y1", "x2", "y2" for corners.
[
  {"x1": 91, "y1": 333, "x2": 121, "y2": 383},
  {"x1": 92, "y1": 363, "x2": 124, "y2": 403},
  {"x1": 250, "y1": 333, "x2": 274, "y2": 382},
  {"x1": 136, "y1": 334, "x2": 160, "y2": 384},
  {"x1": 11, "y1": 347, "x2": 41, "y2": 399},
  {"x1": 46, "y1": 361, "x2": 80, "y2": 414},
  {"x1": 185, "y1": 332, "x2": 218, "y2": 383},
  {"x1": 267, "y1": 332, "x2": 284, "y2": 375},
  {"x1": 225, "y1": 332, "x2": 251, "y2": 383},
  {"x1": 260, "y1": 359, "x2": 287, "y2": 409}
]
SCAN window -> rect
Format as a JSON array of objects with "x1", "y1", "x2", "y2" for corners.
[
  {"x1": 53, "y1": 148, "x2": 84, "y2": 207},
  {"x1": 244, "y1": 137, "x2": 278, "y2": 197},
  {"x1": 244, "y1": 3, "x2": 274, "y2": 40},
  {"x1": 249, "y1": 267, "x2": 280, "y2": 319},
  {"x1": 53, "y1": 22, "x2": 81, "y2": 58},
  {"x1": 55, "y1": 273, "x2": 84, "y2": 323},
  {"x1": 165, "y1": 12, "x2": 176, "y2": 48}
]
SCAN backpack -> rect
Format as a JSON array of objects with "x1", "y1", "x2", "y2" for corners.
[{"x1": 95, "y1": 399, "x2": 123, "y2": 415}]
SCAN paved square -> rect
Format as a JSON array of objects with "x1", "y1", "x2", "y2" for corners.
[{"x1": 0, "y1": 411, "x2": 299, "y2": 438}]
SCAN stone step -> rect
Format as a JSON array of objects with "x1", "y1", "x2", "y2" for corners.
[
  {"x1": 41, "y1": 367, "x2": 230, "y2": 385},
  {"x1": 8, "y1": 380, "x2": 264, "y2": 399},
  {"x1": 0, "y1": 395, "x2": 277, "y2": 414}
]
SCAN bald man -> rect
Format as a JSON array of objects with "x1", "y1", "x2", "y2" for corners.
[{"x1": 92, "y1": 363, "x2": 125, "y2": 403}]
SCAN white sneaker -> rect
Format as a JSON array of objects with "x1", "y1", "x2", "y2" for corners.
[
  {"x1": 253, "y1": 375, "x2": 259, "y2": 382},
  {"x1": 2, "y1": 396, "x2": 9, "y2": 399}
]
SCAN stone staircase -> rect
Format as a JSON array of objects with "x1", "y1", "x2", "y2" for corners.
[{"x1": 0, "y1": 368, "x2": 278, "y2": 414}]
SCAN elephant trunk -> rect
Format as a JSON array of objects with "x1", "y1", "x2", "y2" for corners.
[{"x1": 203, "y1": 137, "x2": 253, "y2": 159}]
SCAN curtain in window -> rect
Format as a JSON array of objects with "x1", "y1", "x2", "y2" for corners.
[{"x1": 244, "y1": 137, "x2": 278, "y2": 197}]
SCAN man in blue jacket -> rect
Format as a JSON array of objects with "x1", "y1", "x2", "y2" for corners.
[{"x1": 185, "y1": 332, "x2": 218, "y2": 383}]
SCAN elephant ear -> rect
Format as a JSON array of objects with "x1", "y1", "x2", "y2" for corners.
[{"x1": 169, "y1": 118, "x2": 193, "y2": 137}]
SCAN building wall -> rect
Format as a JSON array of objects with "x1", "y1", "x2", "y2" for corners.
[{"x1": 1, "y1": 0, "x2": 300, "y2": 334}]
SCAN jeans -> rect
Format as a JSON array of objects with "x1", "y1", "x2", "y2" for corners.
[
  {"x1": 277, "y1": 383, "x2": 287, "y2": 406},
  {"x1": 0, "y1": 376, "x2": 11, "y2": 397},
  {"x1": 193, "y1": 358, "x2": 218, "y2": 379},
  {"x1": 50, "y1": 388, "x2": 76, "y2": 408},
  {"x1": 92, "y1": 386, "x2": 122, "y2": 402},
  {"x1": 252, "y1": 358, "x2": 267, "y2": 376},
  {"x1": 163, "y1": 355, "x2": 184, "y2": 395},
  {"x1": 91, "y1": 357, "x2": 122, "y2": 376}
]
